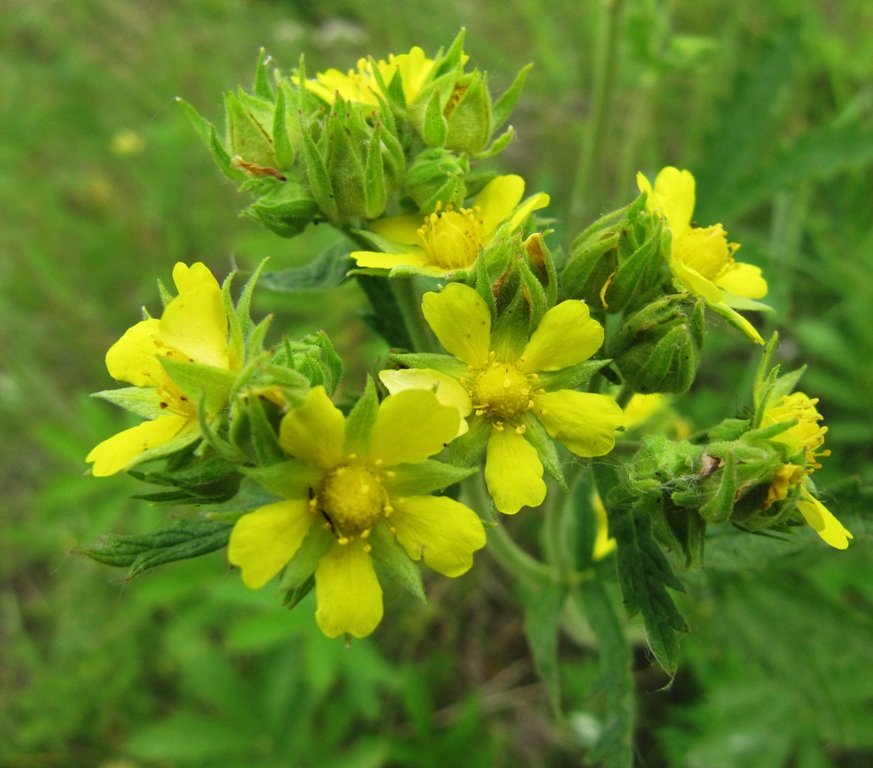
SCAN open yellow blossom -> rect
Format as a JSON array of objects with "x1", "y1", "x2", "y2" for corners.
[
  {"x1": 87, "y1": 263, "x2": 240, "y2": 477},
  {"x1": 303, "y1": 46, "x2": 435, "y2": 106},
  {"x1": 228, "y1": 386, "x2": 486, "y2": 638},
  {"x1": 761, "y1": 392, "x2": 852, "y2": 549},
  {"x1": 380, "y1": 283, "x2": 623, "y2": 514},
  {"x1": 637, "y1": 167, "x2": 768, "y2": 344},
  {"x1": 352, "y1": 175, "x2": 549, "y2": 277}
]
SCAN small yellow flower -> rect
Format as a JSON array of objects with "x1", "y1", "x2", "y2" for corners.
[
  {"x1": 352, "y1": 175, "x2": 549, "y2": 277},
  {"x1": 228, "y1": 386, "x2": 486, "y2": 638},
  {"x1": 760, "y1": 392, "x2": 852, "y2": 549},
  {"x1": 590, "y1": 491, "x2": 617, "y2": 561},
  {"x1": 303, "y1": 46, "x2": 435, "y2": 106},
  {"x1": 637, "y1": 167, "x2": 768, "y2": 344},
  {"x1": 86, "y1": 263, "x2": 240, "y2": 477},
  {"x1": 381, "y1": 283, "x2": 623, "y2": 514}
]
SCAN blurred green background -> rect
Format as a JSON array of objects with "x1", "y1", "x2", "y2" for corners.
[{"x1": 3, "y1": 1, "x2": 872, "y2": 766}]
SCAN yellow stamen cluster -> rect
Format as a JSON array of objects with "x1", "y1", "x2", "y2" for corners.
[
  {"x1": 315, "y1": 462, "x2": 391, "y2": 549},
  {"x1": 417, "y1": 203, "x2": 485, "y2": 270},
  {"x1": 767, "y1": 393, "x2": 831, "y2": 471},
  {"x1": 673, "y1": 224, "x2": 740, "y2": 282},
  {"x1": 467, "y1": 355, "x2": 537, "y2": 430}
]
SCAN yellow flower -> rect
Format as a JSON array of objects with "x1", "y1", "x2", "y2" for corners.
[
  {"x1": 303, "y1": 46, "x2": 435, "y2": 106},
  {"x1": 381, "y1": 283, "x2": 623, "y2": 514},
  {"x1": 760, "y1": 392, "x2": 852, "y2": 549},
  {"x1": 87, "y1": 263, "x2": 240, "y2": 477},
  {"x1": 228, "y1": 386, "x2": 486, "y2": 638},
  {"x1": 351, "y1": 175, "x2": 549, "y2": 277},
  {"x1": 637, "y1": 167, "x2": 768, "y2": 344}
]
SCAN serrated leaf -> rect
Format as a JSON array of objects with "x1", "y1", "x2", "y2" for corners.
[
  {"x1": 519, "y1": 580, "x2": 565, "y2": 715},
  {"x1": 76, "y1": 519, "x2": 233, "y2": 578}
]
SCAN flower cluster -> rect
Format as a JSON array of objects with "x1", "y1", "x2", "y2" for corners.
[{"x1": 82, "y1": 38, "x2": 852, "y2": 653}]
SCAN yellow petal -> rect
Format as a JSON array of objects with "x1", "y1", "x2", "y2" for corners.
[
  {"x1": 379, "y1": 369, "x2": 472, "y2": 435},
  {"x1": 392, "y1": 495, "x2": 486, "y2": 576},
  {"x1": 474, "y1": 175, "x2": 525, "y2": 235},
  {"x1": 370, "y1": 213, "x2": 426, "y2": 245},
  {"x1": 159, "y1": 265, "x2": 230, "y2": 370},
  {"x1": 351, "y1": 249, "x2": 430, "y2": 270},
  {"x1": 716, "y1": 262, "x2": 768, "y2": 300},
  {"x1": 520, "y1": 301, "x2": 604, "y2": 373},
  {"x1": 535, "y1": 391, "x2": 623, "y2": 457},
  {"x1": 797, "y1": 489, "x2": 853, "y2": 550},
  {"x1": 86, "y1": 413, "x2": 193, "y2": 476},
  {"x1": 369, "y1": 390, "x2": 460, "y2": 466},
  {"x1": 650, "y1": 167, "x2": 695, "y2": 235},
  {"x1": 506, "y1": 192, "x2": 551, "y2": 234},
  {"x1": 484, "y1": 428, "x2": 546, "y2": 514},
  {"x1": 315, "y1": 541, "x2": 383, "y2": 638},
  {"x1": 105, "y1": 318, "x2": 166, "y2": 386},
  {"x1": 228, "y1": 500, "x2": 314, "y2": 589},
  {"x1": 421, "y1": 283, "x2": 491, "y2": 367},
  {"x1": 670, "y1": 257, "x2": 724, "y2": 305},
  {"x1": 279, "y1": 386, "x2": 346, "y2": 468}
]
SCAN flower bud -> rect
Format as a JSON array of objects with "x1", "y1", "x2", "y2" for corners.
[
  {"x1": 443, "y1": 70, "x2": 492, "y2": 154},
  {"x1": 245, "y1": 177, "x2": 319, "y2": 238},
  {"x1": 609, "y1": 295, "x2": 706, "y2": 393},
  {"x1": 405, "y1": 148, "x2": 468, "y2": 211}
]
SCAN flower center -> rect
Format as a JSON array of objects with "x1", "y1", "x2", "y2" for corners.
[
  {"x1": 673, "y1": 224, "x2": 738, "y2": 282},
  {"x1": 318, "y1": 463, "x2": 389, "y2": 542},
  {"x1": 417, "y1": 203, "x2": 484, "y2": 270},
  {"x1": 469, "y1": 360, "x2": 533, "y2": 424}
]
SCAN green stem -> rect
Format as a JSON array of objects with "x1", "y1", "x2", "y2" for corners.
[
  {"x1": 463, "y1": 473, "x2": 557, "y2": 587},
  {"x1": 569, "y1": 0, "x2": 626, "y2": 232},
  {"x1": 390, "y1": 276, "x2": 436, "y2": 353}
]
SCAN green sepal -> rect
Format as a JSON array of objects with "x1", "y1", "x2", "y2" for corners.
[
  {"x1": 386, "y1": 353, "x2": 469, "y2": 379},
  {"x1": 326, "y1": 108, "x2": 366, "y2": 218},
  {"x1": 278, "y1": 521, "x2": 335, "y2": 594},
  {"x1": 475, "y1": 125, "x2": 516, "y2": 160},
  {"x1": 524, "y1": 233, "x2": 558, "y2": 308},
  {"x1": 492, "y1": 62, "x2": 533, "y2": 129},
  {"x1": 253, "y1": 47, "x2": 275, "y2": 101},
  {"x1": 224, "y1": 89, "x2": 275, "y2": 167},
  {"x1": 158, "y1": 357, "x2": 237, "y2": 413},
  {"x1": 364, "y1": 123, "x2": 387, "y2": 219},
  {"x1": 447, "y1": 415, "x2": 490, "y2": 467},
  {"x1": 603, "y1": 220, "x2": 664, "y2": 311},
  {"x1": 562, "y1": 231, "x2": 620, "y2": 307},
  {"x1": 247, "y1": 178, "x2": 318, "y2": 238},
  {"x1": 520, "y1": 413, "x2": 566, "y2": 489},
  {"x1": 243, "y1": 459, "x2": 322, "y2": 499},
  {"x1": 720, "y1": 292, "x2": 775, "y2": 313},
  {"x1": 283, "y1": 574, "x2": 315, "y2": 610},
  {"x1": 699, "y1": 450, "x2": 736, "y2": 523},
  {"x1": 405, "y1": 147, "x2": 468, "y2": 211},
  {"x1": 752, "y1": 332, "x2": 780, "y2": 414},
  {"x1": 422, "y1": 87, "x2": 448, "y2": 147},
  {"x1": 434, "y1": 28, "x2": 467, "y2": 77},
  {"x1": 298, "y1": 110, "x2": 338, "y2": 221},
  {"x1": 176, "y1": 97, "x2": 246, "y2": 181},
  {"x1": 91, "y1": 386, "x2": 165, "y2": 420},
  {"x1": 537, "y1": 359, "x2": 610, "y2": 393},
  {"x1": 444, "y1": 70, "x2": 491, "y2": 154},
  {"x1": 231, "y1": 259, "x2": 266, "y2": 356},
  {"x1": 75, "y1": 518, "x2": 233, "y2": 579},
  {"x1": 385, "y1": 459, "x2": 477, "y2": 496},
  {"x1": 243, "y1": 395, "x2": 286, "y2": 466},
  {"x1": 369, "y1": 520, "x2": 426, "y2": 603},
  {"x1": 207, "y1": 477, "x2": 284, "y2": 520},
  {"x1": 707, "y1": 418, "x2": 751, "y2": 442},
  {"x1": 344, "y1": 377, "x2": 379, "y2": 457}
]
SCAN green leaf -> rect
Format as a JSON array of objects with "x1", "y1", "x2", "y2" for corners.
[
  {"x1": 76, "y1": 518, "x2": 233, "y2": 579},
  {"x1": 259, "y1": 244, "x2": 351, "y2": 293},
  {"x1": 519, "y1": 580, "x2": 565, "y2": 715},
  {"x1": 610, "y1": 502, "x2": 688, "y2": 676},
  {"x1": 580, "y1": 580, "x2": 635, "y2": 768}
]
